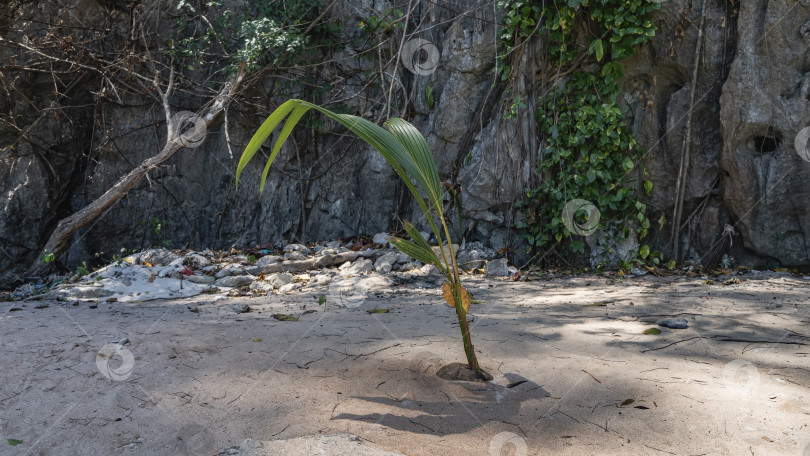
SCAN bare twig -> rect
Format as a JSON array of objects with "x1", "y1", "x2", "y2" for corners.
[{"x1": 670, "y1": 0, "x2": 707, "y2": 261}]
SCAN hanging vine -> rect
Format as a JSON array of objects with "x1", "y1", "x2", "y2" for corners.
[{"x1": 498, "y1": 0, "x2": 661, "y2": 266}]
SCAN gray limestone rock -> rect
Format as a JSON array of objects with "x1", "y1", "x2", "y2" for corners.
[
  {"x1": 456, "y1": 241, "x2": 496, "y2": 270},
  {"x1": 372, "y1": 232, "x2": 390, "y2": 245},
  {"x1": 249, "y1": 281, "x2": 274, "y2": 293},
  {"x1": 255, "y1": 255, "x2": 282, "y2": 268},
  {"x1": 340, "y1": 259, "x2": 374, "y2": 276},
  {"x1": 140, "y1": 249, "x2": 178, "y2": 267},
  {"x1": 374, "y1": 252, "x2": 398, "y2": 273},
  {"x1": 214, "y1": 275, "x2": 254, "y2": 288},
  {"x1": 283, "y1": 244, "x2": 310, "y2": 255},
  {"x1": 657, "y1": 318, "x2": 688, "y2": 329},
  {"x1": 267, "y1": 273, "x2": 294, "y2": 289},
  {"x1": 283, "y1": 250, "x2": 307, "y2": 261},
  {"x1": 186, "y1": 274, "x2": 215, "y2": 284},
  {"x1": 485, "y1": 258, "x2": 509, "y2": 277}
]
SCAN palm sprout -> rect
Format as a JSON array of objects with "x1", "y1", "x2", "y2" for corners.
[{"x1": 236, "y1": 99, "x2": 483, "y2": 375}]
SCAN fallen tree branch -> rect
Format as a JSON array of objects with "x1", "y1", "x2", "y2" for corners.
[
  {"x1": 250, "y1": 249, "x2": 382, "y2": 274},
  {"x1": 26, "y1": 67, "x2": 246, "y2": 277}
]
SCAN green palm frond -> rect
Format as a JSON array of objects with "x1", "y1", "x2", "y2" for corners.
[
  {"x1": 384, "y1": 118, "x2": 443, "y2": 214},
  {"x1": 237, "y1": 98, "x2": 485, "y2": 375},
  {"x1": 388, "y1": 236, "x2": 447, "y2": 278},
  {"x1": 235, "y1": 99, "x2": 446, "y2": 242},
  {"x1": 235, "y1": 99, "x2": 299, "y2": 187}
]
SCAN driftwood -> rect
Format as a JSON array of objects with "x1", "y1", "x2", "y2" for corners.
[{"x1": 248, "y1": 250, "x2": 382, "y2": 274}]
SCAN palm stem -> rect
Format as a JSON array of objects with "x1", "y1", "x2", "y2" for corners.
[{"x1": 439, "y1": 214, "x2": 481, "y2": 372}]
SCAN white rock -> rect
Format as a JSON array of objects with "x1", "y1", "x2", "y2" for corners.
[
  {"x1": 374, "y1": 252, "x2": 398, "y2": 273},
  {"x1": 215, "y1": 264, "x2": 245, "y2": 278},
  {"x1": 186, "y1": 274, "x2": 215, "y2": 284},
  {"x1": 139, "y1": 248, "x2": 177, "y2": 266},
  {"x1": 630, "y1": 267, "x2": 648, "y2": 276},
  {"x1": 455, "y1": 242, "x2": 496, "y2": 270},
  {"x1": 168, "y1": 257, "x2": 185, "y2": 266},
  {"x1": 214, "y1": 275, "x2": 254, "y2": 288},
  {"x1": 485, "y1": 258, "x2": 509, "y2": 277},
  {"x1": 169, "y1": 253, "x2": 209, "y2": 269},
  {"x1": 395, "y1": 253, "x2": 411, "y2": 264},
  {"x1": 310, "y1": 274, "x2": 331, "y2": 286},
  {"x1": 340, "y1": 259, "x2": 374, "y2": 276},
  {"x1": 283, "y1": 243, "x2": 310, "y2": 255},
  {"x1": 249, "y1": 281, "x2": 274, "y2": 292},
  {"x1": 417, "y1": 264, "x2": 441, "y2": 276},
  {"x1": 123, "y1": 253, "x2": 142, "y2": 264},
  {"x1": 372, "y1": 232, "x2": 390, "y2": 245},
  {"x1": 325, "y1": 240, "x2": 341, "y2": 249},
  {"x1": 214, "y1": 269, "x2": 228, "y2": 278},
  {"x1": 267, "y1": 273, "x2": 294, "y2": 288},
  {"x1": 431, "y1": 244, "x2": 459, "y2": 259},
  {"x1": 284, "y1": 251, "x2": 307, "y2": 261},
  {"x1": 278, "y1": 283, "x2": 302, "y2": 293},
  {"x1": 255, "y1": 255, "x2": 282, "y2": 268}
]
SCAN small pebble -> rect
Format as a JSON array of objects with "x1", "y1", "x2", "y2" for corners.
[{"x1": 657, "y1": 318, "x2": 688, "y2": 329}]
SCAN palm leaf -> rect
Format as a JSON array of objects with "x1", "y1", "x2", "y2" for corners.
[
  {"x1": 385, "y1": 118, "x2": 443, "y2": 214},
  {"x1": 237, "y1": 99, "x2": 447, "y2": 243},
  {"x1": 401, "y1": 221, "x2": 448, "y2": 272},
  {"x1": 235, "y1": 99, "x2": 299, "y2": 187},
  {"x1": 237, "y1": 98, "x2": 484, "y2": 375},
  {"x1": 388, "y1": 236, "x2": 447, "y2": 277},
  {"x1": 259, "y1": 104, "x2": 310, "y2": 193}
]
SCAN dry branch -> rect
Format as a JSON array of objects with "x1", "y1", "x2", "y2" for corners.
[
  {"x1": 26, "y1": 68, "x2": 246, "y2": 277},
  {"x1": 250, "y1": 249, "x2": 381, "y2": 274}
]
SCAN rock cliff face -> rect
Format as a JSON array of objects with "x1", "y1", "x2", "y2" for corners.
[
  {"x1": 1, "y1": 0, "x2": 809, "y2": 282},
  {"x1": 720, "y1": 0, "x2": 810, "y2": 266}
]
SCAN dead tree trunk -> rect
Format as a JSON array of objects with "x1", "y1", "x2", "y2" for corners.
[{"x1": 26, "y1": 70, "x2": 246, "y2": 277}]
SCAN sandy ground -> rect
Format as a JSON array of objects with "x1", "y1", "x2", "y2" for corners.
[{"x1": 1, "y1": 270, "x2": 809, "y2": 456}]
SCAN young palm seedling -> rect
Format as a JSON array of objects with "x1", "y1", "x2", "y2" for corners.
[{"x1": 236, "y1": 99, "x2": 490, "y2": 380}]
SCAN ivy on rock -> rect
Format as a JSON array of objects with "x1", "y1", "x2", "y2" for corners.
[{"x1": 498, "y1": 0, "x2": 660, "y2": 265}]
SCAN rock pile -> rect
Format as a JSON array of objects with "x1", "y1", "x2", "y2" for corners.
[{"x1": 8, "y1": 233, "x2": 514, "y2": 302}]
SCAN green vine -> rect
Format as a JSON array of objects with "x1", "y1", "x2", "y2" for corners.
[{"x1": 499, "y1": 0, "x2": 661, "y2": 265}]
